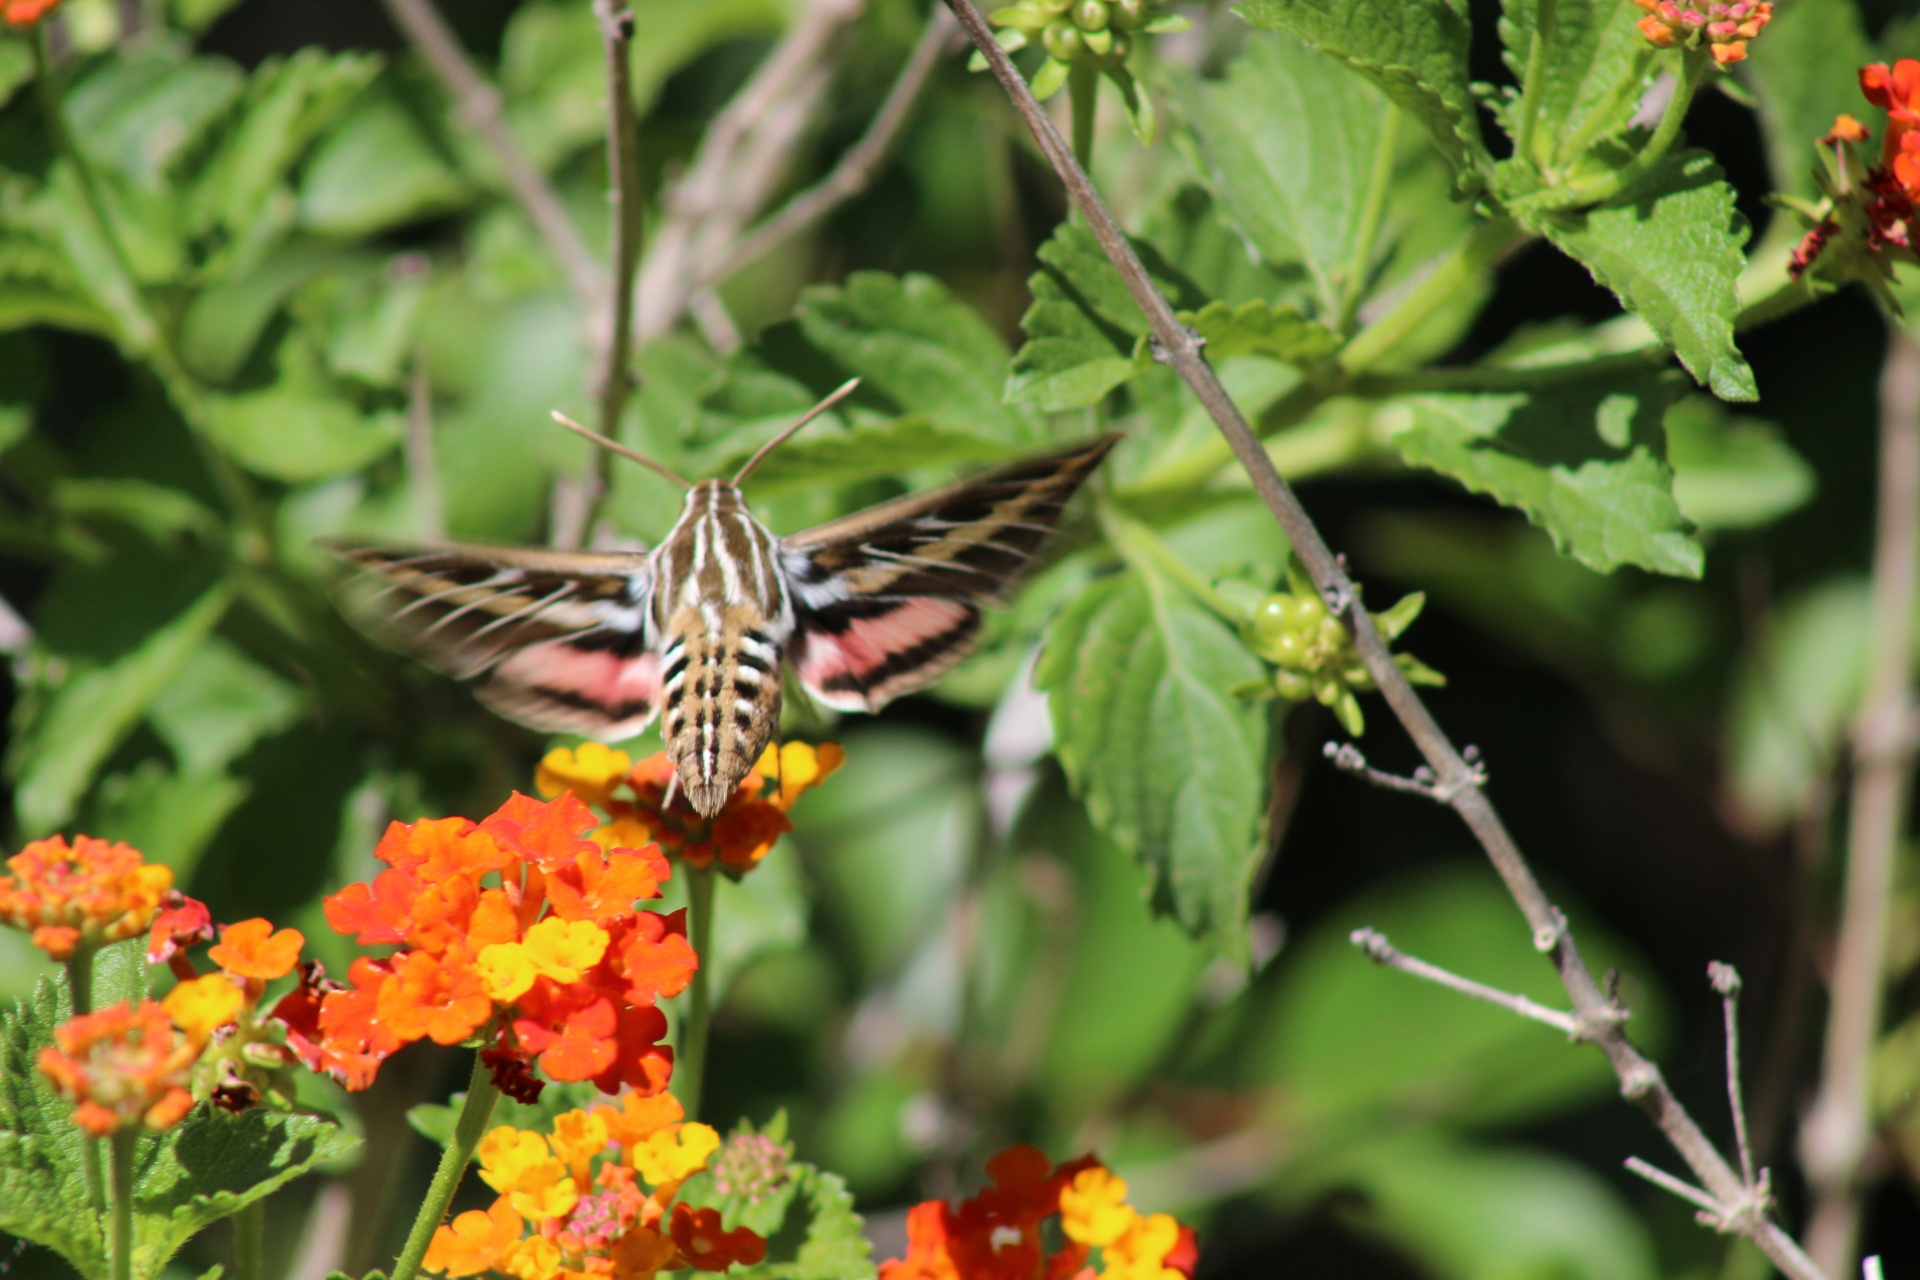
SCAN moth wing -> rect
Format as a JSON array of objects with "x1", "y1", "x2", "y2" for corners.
[
  {"x1": 326, "y1": 539, "x2": 663, "y2": 739},
  {"x1": 778, "y1": 434, "x2": 1116, "y2": 711}
]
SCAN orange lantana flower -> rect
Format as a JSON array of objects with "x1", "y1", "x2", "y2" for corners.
[
  {"x1": 537, "y1": 741, "x2": 844, "y2": 874},
  {"x1": 38, "y1": 1000, "x2": 198, "y2": 1136},
  {"x1": 283, "y1": 791, "x2": 689, "y2": 1100},
  {"x1": 2, "y1": 0, "x2": 61, "y2": 26},
  {"x1": 0, "y1": 834, "x2": 173, "y2": 961},
  {"x1": 879, "y1": 1146, "x2": 1198, "y2": 1280}
]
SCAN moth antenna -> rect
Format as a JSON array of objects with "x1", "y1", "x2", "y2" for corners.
[
  {"x1": 550, "y1": 410, "x2": 693, "y2": 490},
  {"x1": 732, "y1": 378, "x2": 861, "y2": 485}
]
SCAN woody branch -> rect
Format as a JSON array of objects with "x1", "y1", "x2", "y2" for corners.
[{"x1": 940, "y1": 0, "x2": 1827, "y2": 1275}]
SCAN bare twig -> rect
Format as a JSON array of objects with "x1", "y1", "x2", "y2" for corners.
[
  {"x1": 1323, "y1": 741, "x2": 1485, "y2": 802},
  {"x1": 1626, "y1": 1157, "x2": 1731, "y2": 1217},
  {"x1": 1708, "y1": 961, "x2": 1758, "y2": 1190},
  {"x1": 1349, "y1": 929, "x2": 1581, "y2": 1035},
  {"x1": 378, "y1": 0, "x2": 602, "y2": 313},
  {"x1": 943, "y1": 1, "x2": 1828, "y2": 1274},
  {"x1": 634, "y1": 0, "x2": 863, "y2": 343},
  {"x1": 1801, "y1": 324, "x2": 1920, "y2": 1275},
  {"x1": 706, "y1": 7, "x2": 957, "y2": 283}
]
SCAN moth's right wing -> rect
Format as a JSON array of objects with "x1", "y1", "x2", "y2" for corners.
[{"x1": 325, "y1": 540, "x2": 662, "y2": 739}]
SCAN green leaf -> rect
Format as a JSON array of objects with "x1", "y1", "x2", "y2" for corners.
[
  {"x1": 9, "y1": 582, "x2": 233, "y2": 836},
  {"x1": 1495, "y1": 0, "x2": 1650, "y2": 166},
  {"x1": 133, "y1": 1108, "x2": 359, "y2": 1275},
  {"x1": 296, "y1": 87, "x2": 471, "y2": 237},
  {"x1": 83, "y1": 761, "x2": 250, "y2": 880},
  {"x1": 678, "y1": 1118, "x2": 872, "y2": 1280},
  {"x1": 1742, "y1": 0, "x2": 1874, "y2": 200},
  {"x1": 0, "y1": 37, "x2": 30, "y2": 111},
  {"x1": 793, "y1": 272, "x2": 1044, "y2": 443},
  {"x1": 1381, "y1": 362, "x2": 1700, "y2": 577},
  {"x1": 408, "y1": 1080, "x2": 603, "y2": 1149},
  {"x1": 202, "y1": 338, "x2": 403, "y2": 482},
  {"x1": 1663, "y1": 395, "x2": 1814, "y2": 531},
  {"x1": 1035, "y1": 565, "x2": 1266, "y2": 959},
  {"x1": 1303, "y1": 1131, "x2": 1658, "y2": 1280},
  {"x1": 1235, "y1": 0, "x2": 1489, "y2": 192},
  {"x1": 1008, "y1": 225, "x2": 1200, "y2": 411},
  {"x1": 1533, "y1": 149, "x2": 1755, "y2": 400},
  {"x1": 1175, "y1": 33, "x2": 1391, "y2": 315},
  {"x1": 180, "y1": 241, "x2": 370, "y2": 383},
  {"x1": 1186, "y1": 300, "x2": 1340, "y2": 364},
  {"x1": 66, "y1": 49, "x2": 244, "y2": 190},
  {"x1": 732, "y1": 415, "x2": 1024, "y2": 498},
  {"x1": 147, "y1": 638, "x2": 303, "y2": 775},
  {"x1": 0, "y1": 981, "x2": 106, "y2": 1277},
  {"x1": 52, "y1": 478, "x2": 221, "y2": 545},
  {"x1": 1248, "y1": 867, "x2": 1663, "y2": 1130}
]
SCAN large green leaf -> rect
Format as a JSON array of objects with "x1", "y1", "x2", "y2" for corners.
[
  {"x1": 1663, "y1": 395, "x2": 1815, "y2": 531},
  {"x1": 1035, "y1": 565, "x2": 1266, "y2": 960},
  {"x1": 66, "y1": 49, "x2": 243, "y2": 190},
  {"x1": 1534, "y1": 149, "x2": 1755, "y2": 400},
  {"x1": 296, "y1": 87, "x2": 471, "y2": 238},
  {"x1": 794, "y1": 272, "x2": 1044, "y2": 443},
  {"x1": 1176, "y1": 33, "x2": 1391, "y2": 316},
  {"x1": 202, "y1": 338, "x2": 403, "y2": 482},
  {"x1": 1381, "y1": 361, "x2": 1701, "y2": 577},
  {"x1": 732, "y1": 416, "x2": 1024, "y2": 498},
  {"x1": 147, "y1": 638, "x2": 303, "y2": 776},
  {"x1": 1494, "y1": 0, "x2": 1649, "y2": 166},
  {"x1": 180, "y1": 240, "x2": 370, "y2": 383},
  {"x1": 1235, "y1": 0, "x2": 1489, "y2": 191},
  {"x1": 9, "y1": 582, "x2": 233, "y2": 836},
  {"x1": 1742, "y1": 0, "x2": 1874, "y2": 200}
]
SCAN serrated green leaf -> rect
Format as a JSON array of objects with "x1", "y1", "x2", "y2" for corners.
[
  {"x1": 1235, "y1": 0, "x2": 1488, "y2": 192},
  {"x1": 1186, "y1": 300, "x2": 1340, "y2": 364},
  {"x1": 1381, "y1": 364, "x2": 1700, "y2": 577},
  {"x1": 296, "y1": 87, "x2": 471, "y2": 238},
  {"x1": 1035, "y1": 567, "x2": 1265, "y2": 959},
  {"x1": 1008, "y1": 224, "x2": 1201, "y2": 410},
  {"x1": 794, "y1": 272, "x2": 1044, "y2": 444},
  {"x1": 1495, "y1": 0, "x2": 1650, "y2": 167},
  {"x1": 1742, "y1": 0, "x2": 1874, "y2": 200},
  {"x1": 0, "y1": 981, "x2": 107, "y2": 1276},
  {"x1": 202, "y1": 338, "x2": 402, "y2": 482},
  {"x1": 678, "y1": 1119, "x2": 871, "y2": 1280},
  {"x1": 1176, "y1": 33, "x2": 1391, "y2": 314},
  {"x1": 1533, "y1": 148, "x2": 1755, "y2": 400},
  {"x1": 8, "y1": 582, "x2": 233, "y2": 836},
  {"x1": 1663, "y1": 395, "x2": 1814, "y2": 531},
  {"x1": 147, "y1": 638, "x2": 303, "y2": 776}
]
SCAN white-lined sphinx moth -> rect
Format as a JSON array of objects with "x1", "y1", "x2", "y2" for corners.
[{"x1": 329, "y1": 401, "x2": 1116, "y2": 817}]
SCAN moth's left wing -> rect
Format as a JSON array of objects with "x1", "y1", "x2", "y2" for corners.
[
  {"x1": 778, "y1": 433, "x2": 1117, "y2": 711},
  {"x1": 326, "y1": 540, "x2": 663, "y2": 738}
]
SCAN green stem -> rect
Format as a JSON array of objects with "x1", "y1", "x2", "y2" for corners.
[
  {"x1": 1100, "y1": 504, "x2": 1234, "y2": 618},
  {"x1": 678, "y1": 865, "x2": 716, "y2": 1122},
  {"x1": 388, "y1": 1055, "x2": 501, "y2": 1280},
  {"x1": 1337, "y1": 102, "x2": 1401, "y2": 332},
  {"x1": 233, "y1": 1200, "x2": 262, "y2": 1280},
  {"x1": 1512, "y1": 0, "x2": 1558, "y2": 166},
  {"x1": 1068, "y1": 62, "x2": 1098, "y2": 178},
  {"x1": 1339, "y1": 217, "x2": 1523, "y2": 375},
  {"x1": 1736, "y1": 271, "x2": 1818, "y2": 332},
  {"x1": 109, "y1": 1127, "x2": 136, "y2": 1280},
  {"x1": 1544, "y1": 52, "x2": 1705, "y2": 210},
  {"x1": 1118, "y1": 387, "x2": 1360, "y2": 501},
  {"x1": 65, "y1": 946, "x2": 107, "y2": 1216},
  {"x1": 1552, "y1": 46, "x2": 1656, "y2": 168}
]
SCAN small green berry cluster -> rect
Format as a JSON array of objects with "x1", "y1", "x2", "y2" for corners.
[
  {"x1": 978, "y1": 0, "x2": 1189, "y2": 102},
  {"x1": 1219, "y1": 566, "x2": 1444, "y2": 736}
]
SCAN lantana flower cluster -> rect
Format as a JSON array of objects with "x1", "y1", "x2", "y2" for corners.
[
  {"x1": 879, "y1": 1145, "x2": 1197, "y2": 1280},
  {"x1": 0, "y1": 835, "x2": 174, "y2": 962},
  {"x1": 537, "y1": 741, "x2": 844, "y2": 876},
  {"x1": 1631, "y1": 0, "x2": 1772, "y2": 65},
  {"x1": 280, "y1": 791, "x2": 696, "y2": 1099},
  {"x1": 423, "y1": 1090, "x2": 764, "y2": 1280},
  {"x1": 1788, "y1": 61, "x2": 1920, "y2": 298}
]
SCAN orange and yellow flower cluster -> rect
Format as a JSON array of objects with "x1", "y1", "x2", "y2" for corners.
[
  {"x1": 38, "y1": 1000, "x2": 200, "y2": 1137},
  {"x1": 423, "y1": 1090, "x2": 764, "y2": 1280},
  {"x1": 879, "y1": 1146, "x2": 1196, "y2": 1280},
  {"x1": 537, "y1": 741, "x2": 844, "y2": 875},
  {"x1": 1790, "y1": 60, "x2": 1920, "y2": 283},
  {"x1": 1631, "y1": 1, "x2": 1771, "y2": 65},
  {"x1": 282, "y1": 791, "x2": 696, "y2": 1098},
  {"x1": 0, "y1": 835, "x2": 174, "y2": 962}
]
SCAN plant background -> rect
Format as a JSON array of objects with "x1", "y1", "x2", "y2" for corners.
[{"x1": 1, "y1": 0, "x2": 1918, "y2": 1276}]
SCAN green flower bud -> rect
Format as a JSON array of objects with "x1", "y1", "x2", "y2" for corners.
[
  {"x1": 1250, "y1": 596, "x2": 1292, "y2": 643},
  {"x1": 1074, "y1": 0, "x2": 1110, "y2": 30},
  {"x1": 1272, "y1": 670, "x2": 1314, "y2": 700},
  {"x1": 1110, "y1": 0, "x2": 1149, "y2": 29},
  {"x1": 1043, "y1": 18, "x2": 1084, "y2": 60}
]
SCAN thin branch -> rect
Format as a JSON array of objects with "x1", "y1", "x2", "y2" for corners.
[
  {"x1": 1708, "y1": 961, "x2": 1758, "y2": 1190},
  {"x1": 1323, "y1": 741, "x2": 1485, "y2": 803},
  {"x1": 942, "y1": 2, "x2": 1828, "y2": 1275},
  {"x1": 378, "y1": 0, "x2": 603, "y2": 313},
  {"x1": 705, "y1": 7, "x2": 956, "y2": 283},
  {"x1": 1350, "y1": 929, "x2": 1580, "y2": 1035},
  {"x1": 1801, "y1": 323, "x2": 1920, "y2": 1276},
  {"x1": 1625, "y1": 1157, "x2": 1730, "y2": 1218}
]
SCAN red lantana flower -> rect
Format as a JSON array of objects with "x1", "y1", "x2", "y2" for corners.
[
  {"x1": 1787, "y1": 60, "x2": 1920, "y2": 297},
  {"x1": 282, "y1": 792, "x2": 692, "y2": 1098}
]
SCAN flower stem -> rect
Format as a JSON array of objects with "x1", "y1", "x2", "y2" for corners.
[
  {"x1": 1339, "y1": 217, "x2": 1522, "y2": 374},
  {"x1": 233, "y1": 1200, "x2": 262, "y2": 1280},
  {"x1": 65, "y1": 946, "x2": 107, "y2": 1215},
  {"x1": 678, "y1": 865, "x2": 717, "y2": 1121},
  {"x1": 388, "y1": 1054, "x2": 501, "y2": 1280},
  {"x1": 109, "y1": 1127, "x2": 137, "y2": 1280},
  {"x1": 1068, "y1": 62, "x2": 1098, "y2": 177},
  {"x1": 1337, "y1": 101, "x2": 1401, "y2": 332},
  {"x1": 1542, "y1": 52, "x2": 1705, "y2": 210}
]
